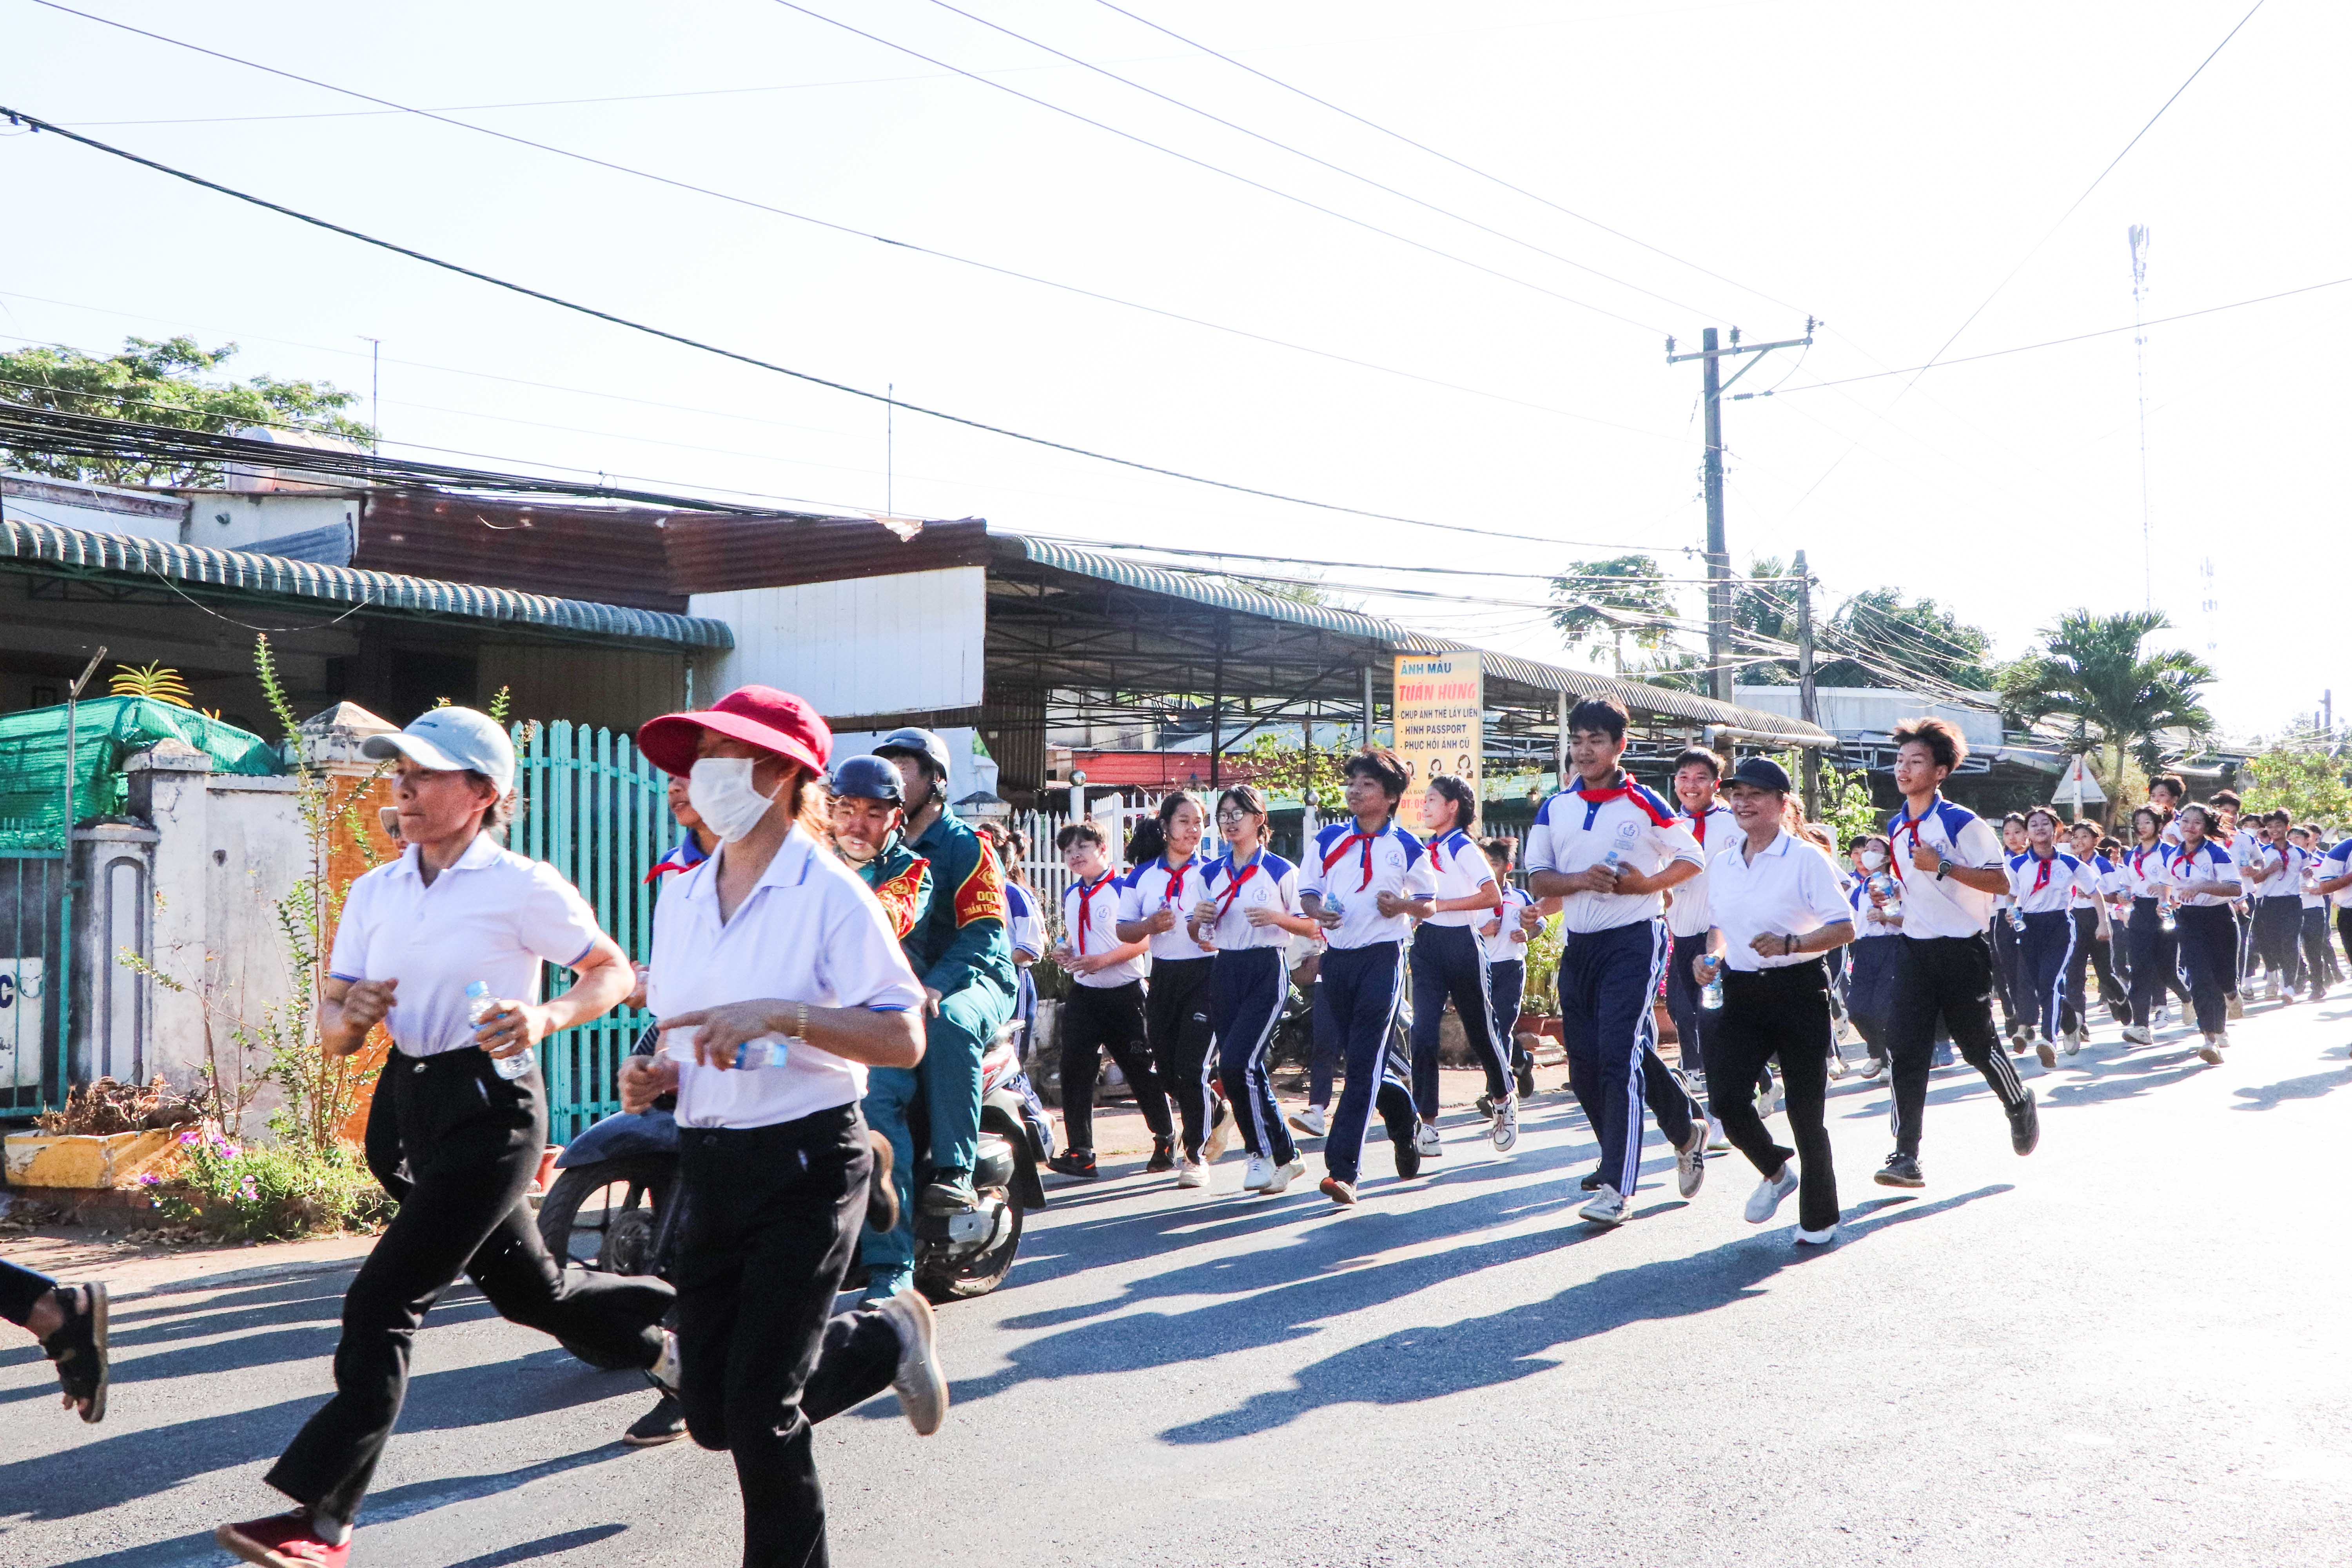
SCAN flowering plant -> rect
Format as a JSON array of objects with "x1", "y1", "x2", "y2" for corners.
[{"x1": 143, "y1": 1122, "x2": 385, "y2": 1241}]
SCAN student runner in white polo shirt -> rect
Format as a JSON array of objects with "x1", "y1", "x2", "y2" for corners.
[
  {"x1": 2006, "y1": 807, "x2": 2108, "y2": 1069},
  {"x1": 1874, "y1": 718, "x2": 2041, "y2": 1190},
  {"x1": 2244, "y1": 809, "x2": 2310, "y2": 1001},
  {"x1": 2118, "y1": 808, "x2": 2180, "y2": 1045},
  {"x1": 220, "y1": 706, "x2": 677, "y2": 1568},
  {"x1": 1690, "y1": 757, "x2": 1857, "y2": 1244},
  {"x1": 1046, "y1": 819, "x2": 1172, "y2": 1178},
  {"x1": 1477, "y1": 837, "x2": 1541, "y2": 1103},
  {"x1": 1408, "y1": 775, "x2": 1520, "y2": 1156},
  {"x1": 1302, "y1": 747, "x2": 1438, "y2": 1207},
  {"x1": 2166, "y1": 802, "x2": 2242, "y2": 1061},
  {"x1": 620, "y1": 686, "x2": 946, "y2": 1568},
  {"x1": 1662, "y1": 746, "x2": 1736, "y2": 1141},
  {"x1": 1523, "y1": 698, "x2": 1708, "y2": 1227},
  {"x1": 1116, "y1": 791, "x2": 1234, "y2": 1181}
]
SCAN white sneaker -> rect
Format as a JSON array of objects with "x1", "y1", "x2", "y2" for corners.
[
  {"x1": 1744, "y1": 1163, "x2": 1799, "y2": 1223},
  {"x1": 1413, "y1": 1122, "x2": 1444, "y2": 1159},
  {"x1": 1675, "y1": 1119, "x2": 1708, "y2": 1198},
  {"x1": 2264, "y1": 975, "x2": 2280, "y2": 1003},
  {"x1": 1491, "y1": 1097, "x2": 1519, "y2": 1153},
  {"x1": 1794, "y1": 1223, "x2": 1837, "y2": 1246},
  {"x1": 2121, "y1": 1025, "x2": 2151, "y2": 1046},
  {"x1": 2197, "y1": 1034, "x2": 2224, "y2": 1064},
  {"x1": 874, "y1": 1289, "x2": 947, "y2": 1436},
  {"x1": 1858, "y1": 1055, "x2": 1888, "y2": 1081},
  {"x1": 1173, "y1": 1158, "x2": 1206, "y2": 1189},
  {"x1": 1261, "y1": 1157, "x2": 1305, "y2": 1194},
  {"x1": 2062, "y1": 1028, "x2": 2082, "y2": 1057},
  {"x1": 1201, "y1": 1099, "x2": 1236, "y2": 1163},
  {"x1": 1578, "y1": 1185, "x2": 1631, "y2": 1226},
  {"x1": 1707, "y1": 1114, "x2": 1731, "y2": 1151},
  {"x1": 1288, "y1": 1105, "x2": 1328, "y2": 1138},
  {"x1": 2227, "y1": 995, "x2": 2245, "y2": 1021},
  {"x1": 1241, "y1": 1154, "x2": 1275, "y2": 1191},
  {"x1": 2035, "y1": 1039, "x2": 2057, "y2": 1069}
]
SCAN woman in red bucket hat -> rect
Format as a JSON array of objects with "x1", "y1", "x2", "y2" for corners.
[{"x1": 623, "y1": 685, "x2": 951, "y2": 1568}]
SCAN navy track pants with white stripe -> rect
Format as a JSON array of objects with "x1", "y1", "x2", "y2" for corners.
[
  {"x1": 2016, "y1": 910, "x2": 2076, "y2": 1042},
  {"x1": 1210, "y1": 947, "x2": 1296, "y2": 1166},
  {"x1": 1409, "y1": 922, "x2": 1512, "y2": 1118},
  {"x1": 1557, "y1": 918, "x2": 1690, "y2": 1199},
  {"x1": 1320, "y1": 941, "x2": 1419, "y2": 1186}
]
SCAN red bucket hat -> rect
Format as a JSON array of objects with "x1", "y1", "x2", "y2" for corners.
[{"x1": 637, "y1": 686, "x2": 832, "y2": 779}]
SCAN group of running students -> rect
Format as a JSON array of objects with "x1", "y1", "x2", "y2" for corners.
[{"x1": 5, "y1": 683, "x2": 2340, "y2": 1568}]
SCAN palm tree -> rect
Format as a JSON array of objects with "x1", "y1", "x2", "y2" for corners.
[{"x1": 2000, "y1": 610, "x2": 2215, "y2": 799}]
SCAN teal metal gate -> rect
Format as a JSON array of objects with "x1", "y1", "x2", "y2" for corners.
[
  {"x1": 0, "y1": 840, "x2": 68, "y2": 1118},
  {"x1": 510, "y1": 720, "x2": 674, "y2": 1143}
]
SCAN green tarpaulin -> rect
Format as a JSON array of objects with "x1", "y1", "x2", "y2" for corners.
[{"x1": 0, "y1": 696, "x2": 280, "y2": 850}]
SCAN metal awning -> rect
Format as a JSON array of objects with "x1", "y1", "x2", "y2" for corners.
[
  {"x1": 988, "y1": 533, "x2": 1828, "y2": 744},
  {"x1": 0, "y1": 517, "x2": 734, "y2": 651}
]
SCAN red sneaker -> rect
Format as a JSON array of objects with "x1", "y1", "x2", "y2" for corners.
[{"x1": 216, "y1": 1511, "x2": 351, "y2": 1567}]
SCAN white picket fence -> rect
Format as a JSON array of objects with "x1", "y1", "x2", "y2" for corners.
[{"x1": 1007, "y1": 791, "x2": 1329, "y2": 940}]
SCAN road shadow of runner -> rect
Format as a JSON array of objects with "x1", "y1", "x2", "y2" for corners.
[
  {"x1": 40, "y1": 1451, "x2": 635, "y2": 1568},
  {"x1": 0, "y1": 1345, "x2": 644, "y2": 1523},
  {"x1": 2232, "y1": 1065, "x2": 2352, "y2": 1110},
  {"x1": 1155, "y1": 1185, "x2": 2009, "y2": 1445}
]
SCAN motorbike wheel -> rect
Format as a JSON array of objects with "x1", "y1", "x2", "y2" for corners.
[
  {"x1": 915, "y1": 1185, "x2": 1024, "y2": 1303},
  {"x1": 538, "y1": 1155, "x2": 673, "y2": 1274}
]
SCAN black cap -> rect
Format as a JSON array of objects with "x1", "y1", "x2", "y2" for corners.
[{"x1": 1727, "y1": 755, "x2": 1793, "y2": 795}]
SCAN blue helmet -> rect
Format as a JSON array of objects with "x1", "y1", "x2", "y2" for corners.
[
  {"x1": 830, "y1": 754, "x2": 905, "y2": 804},
  {"x1": 874, "y1": 726, "x2": 952, "y2": 780}
]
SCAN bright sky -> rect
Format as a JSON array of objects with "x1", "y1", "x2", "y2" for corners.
[{"x1": 3, "y1": 0, "x2": 2340, "y2": 736}]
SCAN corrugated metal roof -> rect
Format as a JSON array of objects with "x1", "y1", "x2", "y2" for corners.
[
  {"x1": 356, "y1": 492, "x2": 688, "y2": 612},
  {"x1": 665, "y1": 514, "x2": 990, "y2": 595},
  {"x1": 0, "y1": 517, "x2": 733, "y2": 650},
  {"x1": 993, "y1": 532, "x2": 1829, "y2": 742}
]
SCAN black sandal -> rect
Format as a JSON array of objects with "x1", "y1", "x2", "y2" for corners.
[{"x1": 40, "y1": 1281, "x2": 109, "y2": 1423}]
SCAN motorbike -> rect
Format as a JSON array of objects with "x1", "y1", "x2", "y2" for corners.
[{"x1": 538, "y1": 1022, "x2": 1048, "y2": 1322}]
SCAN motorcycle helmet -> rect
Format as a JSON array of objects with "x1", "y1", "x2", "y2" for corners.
[
  {"x1": 874, "y1": 726, "x2": 953, "y2": 781},
  {"x1": 831, "y1": 754, "x2": 905, "y2": 804}
]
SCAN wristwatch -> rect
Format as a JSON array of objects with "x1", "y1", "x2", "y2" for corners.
[{"x1": 1934, "y1": 857, "x2": 1953, "y2": 881}]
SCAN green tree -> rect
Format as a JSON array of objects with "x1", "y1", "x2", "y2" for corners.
[
  {"x1": 1549, "y1": 555, "x2": 1675, "y2": 673},
  {"x1": 2239, "y1": 743, "x2": 2352, "y2": 828},
  {"x1": 1231, "y1": 731, "x2": 1350, "y2": 806},
  {"x1": 1820, "y1": 588, "x2": 1995, "y2": 690},
  {"x1": 1729, "y1": 556, "x2": 1801, "y2": 684},
  {"x1": 0, "y1": 336, "x2": 373, "y2": 486},
  {"x1": 1999, "y1": 610, "x2": 2216, "y2": 802}
]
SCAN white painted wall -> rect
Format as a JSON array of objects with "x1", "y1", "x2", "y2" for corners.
[
  {"x1": 1732, "y1": 685, "x2": 2005, "y2": 750},
  {"x1": 688, "y1": 566, "x2": 985, "y2": 722},
  {"x1": 178, "y1": 491, "x2": 359, "y2": 557}
]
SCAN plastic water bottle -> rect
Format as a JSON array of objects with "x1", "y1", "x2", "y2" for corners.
[
  {"x1": 1700, "y1": 962, "x2": 1724, "y2": 1011},
  {"x1": 2007, "y1": 904, "x2": 2027, "y2": 934},
  {"x1": 663, "y1": 1027, "x2": 788, "y2": 1071},
  {"x1": 2159, "y1": 902, "x2": 2177, "y2": 934},
  {"x1": 1868, "y1": 871, "x2": 1901, "y2": 920},
  {"x1": 467, "y1": 980, "x2": 535, "y2": 1081},
  {"x1": 1322, "y1": 891, "x2": 1347, "y2": 921},
  {"x1": 1601, "y1": 848, "x2": 1624, "y2": 885}
]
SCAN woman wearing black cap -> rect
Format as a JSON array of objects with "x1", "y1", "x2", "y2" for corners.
[{"x1": 1689, "y1": 757, "x2": 1858, "y2": 1245}]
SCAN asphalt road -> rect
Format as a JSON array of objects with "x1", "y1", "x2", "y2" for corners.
[{"x1": 5, "y1": 992, "x2": 2349, "y2": 1568}]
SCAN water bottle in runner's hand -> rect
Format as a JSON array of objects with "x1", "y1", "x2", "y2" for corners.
[
  {"x1": 1700, "y1": 959, "x2": 1724, "y2": 1011},
  {"x1": 663, "y1": 1027, "x2": 788, "y2": 1071},
  {"x1": 466, "y1": 980, "x2": 535, "y2": 1081}
]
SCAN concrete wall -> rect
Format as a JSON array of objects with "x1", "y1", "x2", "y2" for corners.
[
  {"x1": 689, "y1": 566, "x2": 985, "y2": 726},
  {"x1": 1731, "y1": 685, "x2": 2005, "y2": 750},
  {"x1": 480, "y1": 641, "x2": 688, "y2": 735}
]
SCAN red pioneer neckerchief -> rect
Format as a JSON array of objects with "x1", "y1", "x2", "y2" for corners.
[
  {"x1": 1072, "y1": 873, "x2": 1114, "y2": 955},
  {"x1": 1321, "y1": 828, "x2": 1378, "y2": 890},
  {"x1": 1214, "y1": 853, "x2": 1262, "y2": 922},
  {"x1": 1890, "y1": 797, "x2": 1942, "y2": 882},
  {"x1": 1161, "y1": 855, "x2": 1195, "y2": 907},
  {"x1": 2029, "y1": 849, "x2": 2057, "y2": 895}
]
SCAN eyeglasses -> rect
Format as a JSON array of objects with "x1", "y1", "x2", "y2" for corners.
[{"x1": 1215, "y1": 809, "x2": 1251, "y2": 824}]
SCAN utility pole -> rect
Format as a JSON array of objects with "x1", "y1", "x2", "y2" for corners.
[
  {"x1": 1795, "y1": 548, "x2": 1819, "y2": 818},
  {"x1": 357, "y1": 336, "x2": 381, "y2": 455},
  {"x1": 1667, "y1": 319, "x2": 1815, "y2": 704}
]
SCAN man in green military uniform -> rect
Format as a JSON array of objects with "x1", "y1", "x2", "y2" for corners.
[
  {"x1": 875, "y1": 728, "x2": 1016, "y2": 1232},
  {"x1": 829, "y1": 755, "x2": 936, "y2": 1300}
]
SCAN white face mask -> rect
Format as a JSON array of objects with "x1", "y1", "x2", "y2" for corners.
[
  {"x1": 688, "y1": 757, "x2": 780, "y2": 844},
  {"x1": 1857, "y1": 849, "x2": 1887, "y2": 870}
]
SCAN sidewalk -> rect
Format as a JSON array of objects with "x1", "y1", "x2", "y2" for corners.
[{"x1": 0, "y1": 1200, "x2": 378, "y2": 1296}]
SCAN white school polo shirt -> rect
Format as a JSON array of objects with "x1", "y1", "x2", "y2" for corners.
[
  {"x1": 1118, "y1": 855, "x2": 1215, "y2": 961},
  {"x1": 1004, "y1": 880, "x2": 1044, "y2": 963},
  {"x1": 1423, "y1": 828, "x2": 1501, "y2": 929},
  {"x1": 1522, "y1": 774, "x2": 1704, "y2": 936},
  {"x1": 2250, "y1": 840, "x2": 2307, "y2": 900},
  {"x1": 2122, "y1": 840, "x2": 2173, "y2": 898},
  {"x1": 1665, "y1": 801, "x2": 1737, "y2": 938},
  {"x1": 2007, "y1": 849, "x2": 2101, "y2": 916},
  {"x1": 1300, "y1": 820, "x2": 1437, "y2": 950},
  {"x1": 1845, "y1": 875, "x2": 1898, "y2": 940},
  {"x1": 647, "y1": 829, "x2": 924, "y2": 1130},
  {"x1": 1198, "y1": 849, "x2": 1302, "y2": 950},
  {"x1": 1884, "y1": 795, "x2": 2004, "y2": 940},
  {"x1": 327, "y1": 833, "x2": 604, "y2": 1060},
  {"x1": 1707, "y1": 831, "x2": 1857, "y2": 971},
  {"x1": 2324, "y1": 839, "x2": 2352, "y2": 909},
  {"x1": 1481, "y1": 884, "x2": 1535, "y2": 964},
  {"x1": 1062, "y1": 871, "x2": 1147, "y2": 987},
  {"x1": 2165, "y1": 840, "x2": 2241, "y2": 909}
]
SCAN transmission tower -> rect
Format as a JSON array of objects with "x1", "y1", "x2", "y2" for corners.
[{"x1": 2130, "y1": 225, "x2": 2153, "y2": 613}]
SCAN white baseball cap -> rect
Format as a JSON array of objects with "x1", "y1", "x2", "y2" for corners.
[{"x1": 361, "y1": 706, "x2": 515, "y2": 796}]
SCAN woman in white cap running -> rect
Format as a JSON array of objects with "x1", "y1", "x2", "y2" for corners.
[{"x1": 218, "y1": 705, "x2": 675, "y2": 1568}]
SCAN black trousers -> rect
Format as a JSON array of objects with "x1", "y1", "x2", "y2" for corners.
[
  {"x1": 1409, "y1": 922, "x2": 1511, "y2": 1114},
  {"x1": 2301, "y1": 906, "x2": 2336, "y2": 991},
  {"x1": 268, "y1": 1051, "x2": 674, "y2": 1526},
  {"x1": 2124, "y1": 899, "x2": 2176, "y2": 1029},
  {"x1": 1558, "y1": 920, "x2": 1697, "y2": 1197},
  {"x1": 1143, "y1": 956, "x2": 1220, "y2": 1158},
  {"x1": 2068, "y1": 907, "x2": 2128, "y2": 1029},
  {"x1": 674, "y1": 1108, "x2": 902, "y2": 1568},
  {"x1": 1488, "y1": 960, "x2": 1529, "y2": 1073},
  {"x1": 1882, "y1": 934, "x2": 2031, "y2": 1158},
  {"x1": 0, "y1": 1257, "x2": 53, "y2": 1327},
  {"x1": 1663, "y1": 930, "x2": 1711, "y2": 1084},
  {"x1": 2176, "y1": 904, "x2": 2235, "y2": 1035},
  {"x1": 1321, "y1": 942, "x2": 1420, "y2": 1185},
  {"x1": 1211, "y1": 947, "x2": 1296, "y2": 1164},
  {"x1": 1704, "y1": 962, "x2": 1839, "y2": 1233},
  {"x1": 1058, "y1": 979, "x2": 1170, "y2": 1154},
  {"x1": 1844, "y1": 936, "x2": 1898, "y2": 1053},
  {"x1": 1307, "y1": 979, "x2": 1342, "y2": 1107},
  {"x1": 1989, "y1": 916, "x2": 2026, "y2": 1030},
  {"x1": 2016, "y1": 910, "x2": 2074, "y2": 1042},
  {"x1": 2253, "y1": 898, "x2": 2306, "y2": 990}
]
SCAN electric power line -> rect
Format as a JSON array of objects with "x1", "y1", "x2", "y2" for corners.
[
  {"x1": 765, "y1": 0, "x2": 1664, "y2": 332},
  {"x1": 0, "y1": 106, "x2": 1671, "y2": 550},
  {"x1": 24, "y1": 0, "x2": 1683, "y2": 446}
]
